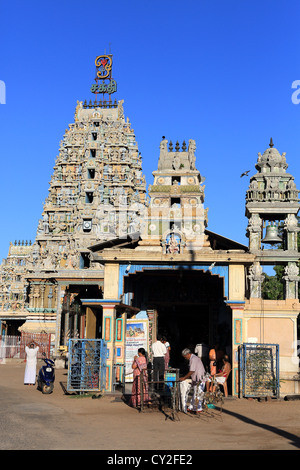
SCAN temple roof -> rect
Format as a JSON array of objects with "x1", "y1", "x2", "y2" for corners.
[{"x1": 88, "y1": 229, "x2": 248, "y2": 253}]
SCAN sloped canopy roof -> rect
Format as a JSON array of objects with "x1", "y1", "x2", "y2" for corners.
[
  {"x1": 88, "y1": 230, "x2": 247, "y2": 253},
  {"x1": 205, "y1": 230, "x2": 248, "y2": 251}
]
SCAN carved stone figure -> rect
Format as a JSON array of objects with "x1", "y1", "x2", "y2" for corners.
[
  {"x1": 167, "y1": 233, "x2": 180, "y2": 254},
  {"x1": 248, "y1": 262, "x2": 265, "y2": 298},
  {"x1": 43, "y1": 213, "x2": 49, "y2": 233},
  {"x1": 283, "y1": 263, "x2": 300, "y2": 299},
  {"x1": 118, "y1": 99, "x2": 124, "y2": 120},
  {"x1": 157, "y1": 138, "x2": 168, "y2": 170},
  {"x1": 188, "y1": 139, "x2": 196, "y2": 170}
]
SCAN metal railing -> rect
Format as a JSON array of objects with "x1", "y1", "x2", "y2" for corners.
[
  {"x1": 130, "y1": 369, "x2": 224, "y2": 420},
  {"x1": 0, "y1": 335, "x2": 21, "y2": 359},
  {"x1": 0, "y1": 333, "x2": 51, "y2": 359},
  {"x1": 67, "y1": 338, "x2": 107, "y2": 393},
  {"x1": 131, "y1": 368, "x2": 180, "y2": 415},
  {"x1": 20, "y1": 333, "x2": 51, "y2": 359}
]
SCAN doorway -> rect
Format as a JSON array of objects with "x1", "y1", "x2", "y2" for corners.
[
  {"x1": 125, "y1": 268, "x2": 232, "y2": 374},
  {"x1": 155, "y1": 302, "x2": 210, "y2": 372},
  {"x1": 61, "y1": 284, "x2": 103, "y2": 343}
]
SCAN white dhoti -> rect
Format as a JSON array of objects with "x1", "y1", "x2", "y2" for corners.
[
  {"x1": 180, "y1": 379, "x2": 192, "y2": 412},
  {"x1": 180, "y1": 379, "x2": 206, "y2": 412},
  {"x1": 24, "y1": 346, "x2": 39, "y2": 384},
  {"x1": 24, "y1": 363, "x2": 37, "y2": 384}
]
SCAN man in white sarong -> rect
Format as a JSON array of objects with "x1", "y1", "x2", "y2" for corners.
[
  {"x1": 24, "y1": 341, "x2": 39, "y2": 385},
  {"x1": 179, "y1": 348, "x2": 206, "y2": 413}
]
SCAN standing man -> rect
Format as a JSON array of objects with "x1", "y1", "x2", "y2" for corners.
[
  {"x1": 151, "y1": 335, "x2": 167, "y2": 388},
  {"x1": 179, "y1": 348, "x2": 206, "y2": 413},
  {"x1": 24, "y1": 340, "x2": 40, "y2": 386},
  {"x1": 194, "y1": 341, "x2": 209, "y2": 370}
]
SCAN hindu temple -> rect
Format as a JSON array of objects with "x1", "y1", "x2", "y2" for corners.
[{"x1": 0, "y1": 54, "x2": 299, "y2": 397}]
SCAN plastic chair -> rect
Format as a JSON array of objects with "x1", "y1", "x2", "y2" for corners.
[{"x1": 218, "y1": 369, "x2": 231, "y2": 397}]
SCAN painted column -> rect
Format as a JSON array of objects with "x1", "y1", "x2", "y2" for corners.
[
  {"x1": 228, "y1": 264, "x2": 246, "y2": 396},
  {"x1": 115, "y1": 311, "x2": 126, "y2": 369},
  {"x1": 103, "y1": 263, "x2": 120, "y2": 391},
  {"x1": 54, "y1": 284, "x2": 66, "y2": 356}
]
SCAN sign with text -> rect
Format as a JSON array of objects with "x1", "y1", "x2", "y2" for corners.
[
  {"x1": 125, "y1": 319, "x2": 149, "y2": 382},
  {"x1": 91, "y1": 54, "x2": 117, "y2": 96}
]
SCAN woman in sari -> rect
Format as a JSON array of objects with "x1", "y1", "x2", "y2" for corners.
[{"x1": 129, "y1": 348, "x2": 149, "y2": 407}]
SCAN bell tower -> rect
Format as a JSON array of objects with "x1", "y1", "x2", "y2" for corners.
[{"x1": 245, "y1": 139, "x2": 300, "y2": 298}]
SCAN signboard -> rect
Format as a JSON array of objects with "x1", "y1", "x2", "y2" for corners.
[
  {"x1": 125, "y1": 319, "x2": 149, "y2": 382},
  {"x1": 91, "y1": 54, "x2": 117, "y2": 96}
]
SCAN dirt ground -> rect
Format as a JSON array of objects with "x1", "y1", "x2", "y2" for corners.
[{"x1": 0, "y1": 361, "x2": 299, "y2": 452}]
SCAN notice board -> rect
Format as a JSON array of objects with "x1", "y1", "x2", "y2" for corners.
[{"x1": 125, "y1": 319, "x2": 149, "y2": 382}]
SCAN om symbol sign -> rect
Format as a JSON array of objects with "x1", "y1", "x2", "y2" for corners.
[{"x1": 95, "y1": 55, "x2": 112, "y2": 79}]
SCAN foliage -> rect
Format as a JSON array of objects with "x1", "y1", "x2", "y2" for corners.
[
  {"x1": 262, "y1": 265, "x2": 284, "y2": 300},
  {"x1": 262, "y1": 216, "x2": 300, "y2": 300}
]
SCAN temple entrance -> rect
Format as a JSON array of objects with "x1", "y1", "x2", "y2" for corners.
[
  {"x1": 125, "y1": 268, "x2": 232, "y2": 376},
  {"x1": 155, "y1": 303, "x2": 210, "y2": 370}
]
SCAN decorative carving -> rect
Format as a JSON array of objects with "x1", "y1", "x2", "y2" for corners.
[
  {"x1": 248, "y1": 262, "x2": 265, "y2": 298},
  {"x1": 247, "y1": 214, "x2": 262, "y2": 233},
  {"x1": 188, "y1": 139, "x2": 196, "y2": 170},
  {"x1": 283, "y1": 263, "x2": 300, "y2": 299}
]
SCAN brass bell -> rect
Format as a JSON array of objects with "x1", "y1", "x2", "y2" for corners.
[{"x1": 261, "y1": 223, "x2": 282, "y2": 244}]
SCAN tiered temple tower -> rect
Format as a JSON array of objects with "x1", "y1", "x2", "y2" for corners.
[
  {"x1": 138, "y1": 137, "x2": 211, "y2": 252},
  {"x1": 0, "y1": 54, "x2": 147, "y2": 338},
  {"x1": 0, "y1": 241, "x2": 33, "y2": 334},
  {"x1": 31, "y1": 99, "x2": 147, "y2": 273}
]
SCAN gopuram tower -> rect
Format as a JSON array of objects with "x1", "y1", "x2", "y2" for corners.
[{"x1": 0, "y1": 54, "x2": 147, "y2": 342}]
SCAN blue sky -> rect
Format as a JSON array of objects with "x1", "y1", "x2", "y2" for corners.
[{"x1": 0, "y1": 0, "x2": 300, "y2": 261}]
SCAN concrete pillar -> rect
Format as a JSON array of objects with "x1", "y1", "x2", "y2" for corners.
[{"x1": 54, "y1": 284, "x2": 66, "y2": 356}]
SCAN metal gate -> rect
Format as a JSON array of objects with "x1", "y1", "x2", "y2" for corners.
[
  {"x1": 20, "y1": 333, "x2": 51, "y2": 359},
  {"x1": 0, "y1": 335, "x2": 21, "y2": 359},
  {"x1": 67, "y1": 339, "x2": 107, "y2": 393},
  {"x1": 239, "y1": 343, "x2": 280, "y2": 398}
]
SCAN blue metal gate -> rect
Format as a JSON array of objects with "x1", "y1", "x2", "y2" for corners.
[
  {"x1": 67, "y1": 339, "x2": 107, "y2": 393},
  {"x1": 239, "y1": 343, "x2": 280, "y2": 398}
]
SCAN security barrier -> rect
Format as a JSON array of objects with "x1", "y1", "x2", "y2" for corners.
[
  {"x1": 239, "y1": 343, "x2": 280, "y2": 398},
  {"x1": 67, "y1": 339, "x2": 107, "y2": 393}
]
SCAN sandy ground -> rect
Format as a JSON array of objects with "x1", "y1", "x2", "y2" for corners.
[{"x1": 0, "y1": 361, "x2": 299, "y2": 452}]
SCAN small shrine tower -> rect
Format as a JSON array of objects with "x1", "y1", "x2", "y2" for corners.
[{"x1": 138, "y1": 137, "x2": 211, "y2": 252}]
